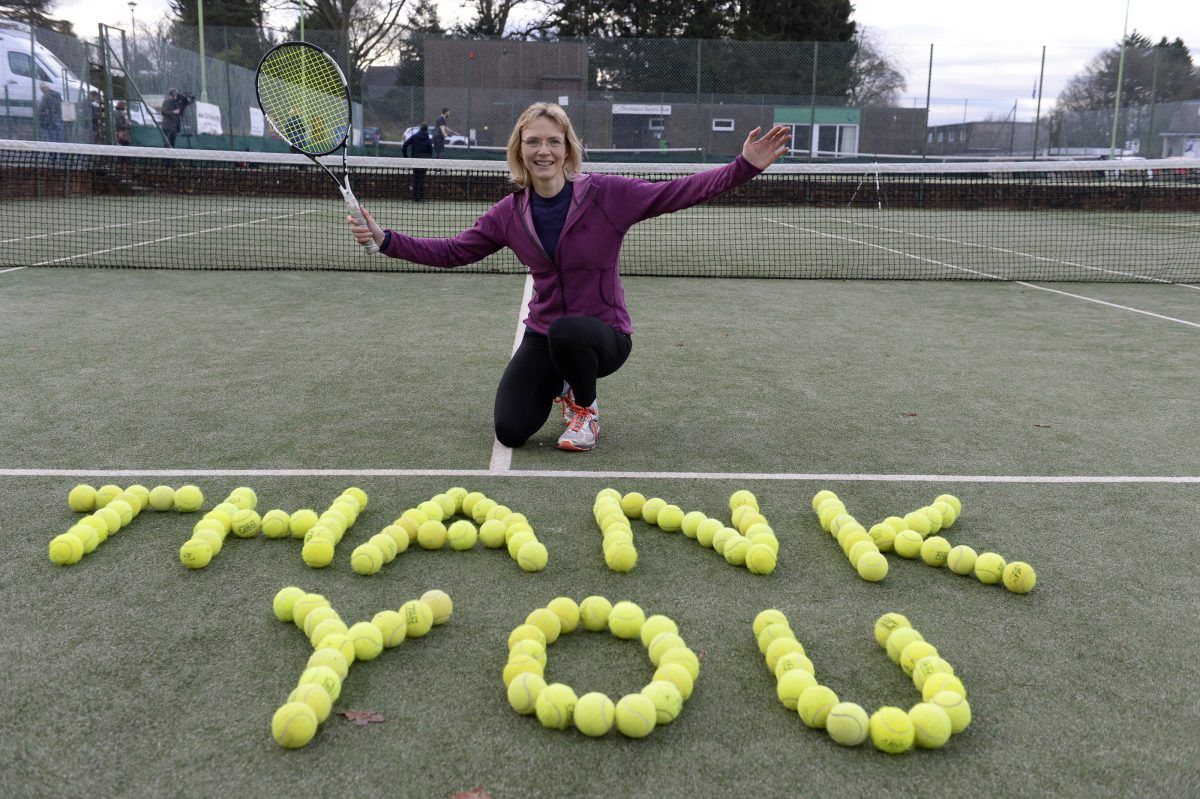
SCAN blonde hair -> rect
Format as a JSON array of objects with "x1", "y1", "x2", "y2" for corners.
[{"x1": 506, "y1": 102, "x2": 583, "y2": 189}]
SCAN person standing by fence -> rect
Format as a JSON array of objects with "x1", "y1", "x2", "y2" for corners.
[
  {"x1": 38, "y1": 83, "x2": 62, "y2": 142},
  {"x1": 401, "y1": 123, "x2": 434, "y2": 201}
]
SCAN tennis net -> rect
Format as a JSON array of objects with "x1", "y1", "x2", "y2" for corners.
[{"x1": 3, "y1": 139, "x2": 1199, "y2": 282}]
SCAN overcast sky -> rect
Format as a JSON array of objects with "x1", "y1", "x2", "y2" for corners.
[{"x1": 49, "y1": 0, "x2": 1200, "y2": 123}]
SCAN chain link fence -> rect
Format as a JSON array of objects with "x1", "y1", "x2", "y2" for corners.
[{"x1": 6, "y1": 21, "x2": 1199, "y2": 161}]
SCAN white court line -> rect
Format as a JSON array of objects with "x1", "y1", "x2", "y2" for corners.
[
  {"x1": 1, "y1": 208, "x2": 240, "y2": 244},
  {"x1": 829, "y1": 216, "x2": 1173, "y2": 285},
  {"x1": 32, "y1": 210, "x2": 319, "y2": 266},
  {"x1": 0, "y1": 266, "x2": 27, "y2": 274},
  {"x1": 765, "y1": 218, "x2": 1200, "y2": 329},
  {"x1": 2, "y1": 467, "x2": 1198, "y2": 483},
  {"x1": 487, "y1": 273, "x2": 535, "y2": 473}
]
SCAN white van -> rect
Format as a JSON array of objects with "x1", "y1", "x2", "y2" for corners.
[{"x1": 0, "y1": 19, "x2": 93, "y2": 126}]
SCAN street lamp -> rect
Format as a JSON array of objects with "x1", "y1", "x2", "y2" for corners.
[{"x1": 127, "y1": 2, "x2": 136, "y2": 76}]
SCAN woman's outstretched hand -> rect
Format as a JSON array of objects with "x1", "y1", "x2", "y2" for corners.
[
  {"x1": 347, "y1": 205, "x2": 385, "y2": 248},
  {"x1": 741, "y1": 124, "x2": 792, "y2": 170}
]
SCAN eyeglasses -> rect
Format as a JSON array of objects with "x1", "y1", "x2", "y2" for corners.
[{"x1": 521, "y1": 137, "x2": 566, "y2": 150}]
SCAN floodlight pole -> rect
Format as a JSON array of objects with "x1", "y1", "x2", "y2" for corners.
[
  {"x1": 128, "y1": 2, "x2": 137, "y2": 76},
  {"x1": 1032, "y1": 45, "x2": 1045, "y2": 159},
  {"x1": 1108, "y1": 0, "x2": 1131, "y2": 159},
  {"x1": 197, "y1": 0, "x2": 208, "y2": 102},
  {"x1": 298, "y1": 0, "x2": 305, "y2": 41}
]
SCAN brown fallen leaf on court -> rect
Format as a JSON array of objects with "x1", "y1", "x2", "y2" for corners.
[
  {"x1": 338, "y1": 709, "x2": 385, "y2": 726},
  {"x1": 901, "y1": 412, "x2": 918, "y2": 417},
  {"x1": 452, "y1": 788, "x2": 494, "y2": 799},
  {"x1": 1033, "y1": 423, "x2": 1052, "y2": 428}
]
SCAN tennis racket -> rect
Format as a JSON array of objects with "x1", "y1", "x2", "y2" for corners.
[{"x1": 255, "y1": 41, "x2": 378, "y2": 255}]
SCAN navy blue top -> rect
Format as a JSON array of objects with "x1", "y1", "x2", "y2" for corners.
[{"x1": 530, "y1": 182, "x2": 573, "y2": 261}]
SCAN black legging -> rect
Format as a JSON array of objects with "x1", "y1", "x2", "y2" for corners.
[{"x1": 494, "y1": 315, "x2": 632, "y2": 448}]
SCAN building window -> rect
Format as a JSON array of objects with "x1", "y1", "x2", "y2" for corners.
[
  {"x1": 712, "y1": 118, "x2": 735, "y2": 132},
  {"x1": 648, "y1": 117, "x2": 665, "y2": 131}
]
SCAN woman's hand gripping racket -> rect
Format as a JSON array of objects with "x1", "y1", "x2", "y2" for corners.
[{"x1": 255, "y1": 42, "x2": 378, "y2": 255}]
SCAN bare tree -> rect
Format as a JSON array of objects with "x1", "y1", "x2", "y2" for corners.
[
  {"x1": 847, "y1": 27, "x2": 906, "y2": 107},
  {"x1": 454, "y1": 0, "x2": 535, "y2": 37}
]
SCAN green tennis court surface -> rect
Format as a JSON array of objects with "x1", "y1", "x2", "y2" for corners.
[{"x1": 2, "y1": 267, "x2": 1198, "y2": 796}]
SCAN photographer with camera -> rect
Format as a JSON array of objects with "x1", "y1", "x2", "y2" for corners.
[{"x1": 160, "y1": 88, "x2": 193, "y2": 148}]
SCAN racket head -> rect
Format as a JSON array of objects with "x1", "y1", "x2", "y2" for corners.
[{"x1": 256, "y1": 42, "x2": 350, "y2": 156}]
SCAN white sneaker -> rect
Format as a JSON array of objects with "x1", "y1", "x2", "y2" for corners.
[{"x1": 558, "y1": 398, "x2": 599, "y2": 451}]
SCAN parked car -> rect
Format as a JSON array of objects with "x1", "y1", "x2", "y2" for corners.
[{"x1": 401, "y1": 124, "x2": 474, "y2": 147}]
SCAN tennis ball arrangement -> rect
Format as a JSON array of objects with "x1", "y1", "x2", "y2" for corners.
[
  {"x1": 271, "y1": 587, "x2": 445, "y2": 748},
  {"x1": 505, "y1": 597, "x2": 697, "y2": 738},
  {"x1": 754, "y1": 608, "x2": 970, "y2": 753},
  {"x1": 811, "y1": 490, "x2": 888, "y2": 582},
  {"x1": 606, "y1": 488, "x2": 778, "y2": 575},
  {"x1": 301, "y1": 489, "x2": 368, "y2": 568},
  {"x1": 50, "y1": 484, "x2": 149, "y2": 565},
  {"x1": 176, "y1": 486, "x2": 260, "y2": 569},
  {"x1": 364, "y1": 488, "x2": 544, "y2": 574}
]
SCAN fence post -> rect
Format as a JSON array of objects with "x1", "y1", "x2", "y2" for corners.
[
  {"x1": 1145, "y1": 45, "x2": 1161, "y2": 157},
  {"x1": 921, "y1": 44, "x2": 933, "y2": 161},
  {"x1": 808, "y1": 41, "x2": 818, "y2": 161},
  {"x1": 1032, "y1": 45, "x2": 1045, "y2": 159}
]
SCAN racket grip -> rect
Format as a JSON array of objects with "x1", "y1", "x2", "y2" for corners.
[{"x1": 342, "y1": 189, "x2": 379, "y2": 255}]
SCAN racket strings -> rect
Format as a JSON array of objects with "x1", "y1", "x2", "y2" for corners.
[{"x1": 258, "y1": 46, "x2": 348, "y2": 155}]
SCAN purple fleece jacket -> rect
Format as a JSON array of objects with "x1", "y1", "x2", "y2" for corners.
[{"x1": 381, "y1": 155, "x2": 763, "y2": 335}]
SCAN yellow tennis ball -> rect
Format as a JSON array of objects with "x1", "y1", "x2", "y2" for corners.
[
  {"x1": 503, "y1": 654, "x2": 545, "y2": 687},
  {"x1": 912, "y1": 657, "x2": 955, "y2": 691},
  {"x1": 920, "y1": 535, "x2": 951, "y2": 567},
  {"x1": 179, "y1": 539, "x2": 212, "y2": 569},
  {"x1": 369, "y1": 533, "x2": 398, "y2": 562},
  {"x1": 776, "y1": 669, "x2": 818, "y2": 710},
  {"x1": 535, "y1": 683, "x2": 578, "y2": 730},
  {"x1": 678, "y1": 511, "x2": 706, "y2": 539},
  {"x1": 921, "y1": 673, "x2": 967, "y2": 702},
  {"x1": 486, "y1": 503, "x2": 513, "y2": 523},
  {"x1": 260, "y1": 510, "x2": 291, "y2": 539},
  {"x1": 885, "y1": 627, "x2": 925, "y2": 664},
  {"x1": 174, "y1": 485, "x2": 204, "y2": 512},
  {"x1": 639, "y1": 498, "x2": 666, "y2": 525},
  {"x1": 416, "y1": 520, "x2": 447, "y2": 550},
  {"x1": 579, "y1": 595, "x2": 613, "y2": 631},
  {"x1": 291, "y1": 593, "x2": 330, "y2": 628},
  {"x1": 48, "y1": 533, "x2": 84, "y2": 565},
  {"x1": 68, "y1": 484, "x2": 97, "y2": 512},
  {"x1": 145, "y1": 485, "x2": 174, "y2": 513},
  {"x1": 546, "y1": 597, "x2": 580, "y2": 633},
  {"x1": 509, "y1": 639, "x2": 547, "y2": 669},
  {"x1": 765, "y1": 638, "x2": 805, "y2": 672},
  {"x1": 947, "y1": 544, "x2": 977, "y2": 575},
  {"x1": 647, "y1": 632, "x2": 687, "y2": 666},
  {"x1": 870, "y1": 706, "x2": 915, "y2": 754},
  {"x1": 873, "y1": 612, "x2": 911, "y2": 648},
  {"x1": 381, "y1": 525, "x2": 409, "y2": 555},
  {"x1": 229, "y1": 509, "x2": 260, "y2": 538},
  {"x1": 810, "y1": 489, "x2": 837, "y2": 511},
  {"x1": 272, "y1": 702, "x2": 318, "y2": 748},
  {"x1": 868, "y1": 523, "x2": 897, "y2": 552},
  {"x1": 289, "y1": 509, "x2": 318, "y2": 538},
  {"x1": 639, "y1": 615, "x2": 679, "y2": 648},
  {"x1": 1002, "y1": 561, "x2": 1037, "y2": 593},
  {"x1": 566, "y1": 692, "x2": 613, "y2": 737},
  {"x1": 931, "y1": 499, "x2": 957, "y2": 526},
  {"x1": 446, "y1": 520, "x2": 478, "y2": 551},
  {"x1": 856, "y1": 551, "x2": 889, "y2": 581},
  {"x1": 797, "y1": 685, "x2": 839, "y2": 728},
  {"x1": 460, "y1": 491, "x2": 485, "y2": 516},
  {"x1": 343, "y1": 486, "x2": 368, "y2": 509},
  {"x1": 307, "y1": 647, "x2": 349, "y2": 680},
  {"x1": 974, "y1": 552, "x2": 1006, "y2": 584},
  {"x1": 748, "y1": 530, "x2": 779, "y2": 554},
  {"x1": 694, "y1": 518, "x2": 723, "y2": 548},
  {"x1": 607, "y1": 601, "x2": 645, "y2": 639},
  {"x1": 94, "y1": 507, "x2": 121, "y2": 535},
  {"x1": 899, "y1": 641, "x2": 939, "y2": 676},
  {"x1": 419, "y1": 589, "x2": 453, "y2": 625},
  {"x1": 401, "y1": 599, "x2": 434, "y2": 637},
  {"x1": 826, "y1": 702, "x2": 870, "y2": 746},
  {"x1": 68, "y1": 522, "x2": 99, "y2": 552},
  {"x1": 347, "y1": 621, "x2": 384, "y2": 661},
  {"x1": 711, "y1": 527, "x2": 735, "y2": 555},
  {"x1": 909, "y1": 702, "x2": 952, "y2": 748},
  {"x1": 302, "y1": 606, "x2": 340, "y2": 639},
  {"x1": 525, "y1": 608, "x2": 562, "y2": 644},
  {"x1": 517, "y1": 540, "x2": 549, "y2": 572},
  {"x1": 723, "y1": 535, "x2": 751, "y2": 566},
  {"x1": 659, "y1": 647, "x2": 700, "y2": 681},
  {"x1": 288, "y1": 684, "x2": 332, "y2": 723},
  {"x1": 507, "y1": 671, "x2": 546, "y2": 715},
  {"x1": 753, "y1": 609, "x2": 789, "y2": 638},
  {"x1": 847, "y1": 539, "x2": 877, "y2": 567},
  {"x1": 729, "y1": 489, "x2": 758, "y2": 511},
  {"x1": 468, "y1": 498, "x2": 496, "y2": 524},
  {"x1": 302, "y1": 538, "x2": 335, "y2": 568},
  {"x1": 315, "y1": 633, "x2": 356, "y2": 666},
  {"x1": 604, "y1": 543, "x2": 638, "y2": 573},
  {"x1": 105, "y1": 498, "x2": 133, "y2": 528},
  {"x1": 478, "y1": 519, "x2": 507, "y2": 548},
  {"x1": 902, "y1": 511, "x2": 931, "y2": 536},
  {"x1": 350, "y1": 543, "x2": 384, "y2": 575},
  {"x1": 775, "y1": 652, "x2": 814, "y2": 679},
  {"x1": 272, "y1": 586, "x2": 305, "y2": 621},
  {"x1": 614, "y1": 693, "x2": 657, "y2": 738},
  {"x1": 641, "y1": 680, "x2": 683, "y2": 724},
  {"x1": 756, "y1": 622, "x2": 795, "y2": 655},
  {"x1": 415, "y1": 499, "x2": 443, "y2": 522},
  {"x1": 892, "y1": 529, "x2": 923, "y2": 558},
  {"x1": 935, "y1": 494, "x2": 962, "y2": 515},
  {"x1": 930, "y1": 691, "x2": 972, "y2": 733},
  {"x1": 508, "y1": 623, "x2": 547, "y2": 650},
  {"x1": 506, "y1": 530, "x2": 535, "y2": 560},
  {"x1": 296, "y1": 662, "x2": 343, "y2": 700},
  {"x1": 371, "y1": 610, "x2": 408, "y2": 647},
  {"x1": 93, "y1": 484, "x2": 121, "y2": 508},
  {"x1": 651, "y1": 662, "x2": 693, "y2": 701},
  {"x1": 309, "y1": 618, "x2": 349, "y2": 648},
  {"x1": 656, "y1": 504, "x2": 684, "y2": 532}
]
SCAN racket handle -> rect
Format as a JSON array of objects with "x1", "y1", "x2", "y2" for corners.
[{"x1": 341, "y1": 187, "x2": 379, "y2": 255}]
